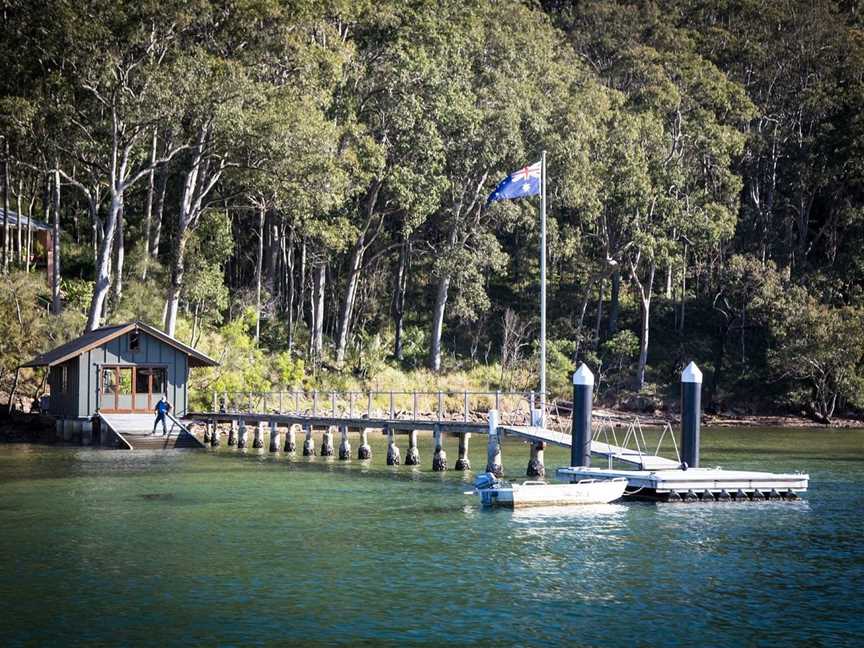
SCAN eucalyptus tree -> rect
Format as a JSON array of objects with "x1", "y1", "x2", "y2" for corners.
[
  {"x1": 415, "y1": 1, "x2": 570, "y2": 372},
  {"x1": 324, "y1": 0, "x2": 458, "y2": 366}
]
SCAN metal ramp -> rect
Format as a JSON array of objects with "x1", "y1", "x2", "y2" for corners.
[
  {"x1": 99, "y1": 413, "x2": 205, "y2": 450},
  {"x1": 499, "y1": 423, "x2": 681, "y2": 471}
]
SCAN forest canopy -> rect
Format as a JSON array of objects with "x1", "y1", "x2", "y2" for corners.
[{"x1": 1, "y1": 0, "x2": 863, "y2": 421}]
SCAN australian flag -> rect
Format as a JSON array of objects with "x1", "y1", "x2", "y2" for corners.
[{"x1": 487, "y1": 161, "x2": 542, "y2": 205}]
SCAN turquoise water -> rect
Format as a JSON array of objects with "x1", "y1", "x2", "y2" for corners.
[{"x1": 0, "y1": 428, "x2": 862, "y2": 646}]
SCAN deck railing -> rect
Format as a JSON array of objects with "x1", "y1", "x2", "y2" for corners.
[{"x1": 209, "y1": 389, "x2": 546, "y2": 427}]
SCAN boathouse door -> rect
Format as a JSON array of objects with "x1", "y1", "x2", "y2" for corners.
[{"x1": 99, "y1": 366, "x2": 166, "y2": 413}]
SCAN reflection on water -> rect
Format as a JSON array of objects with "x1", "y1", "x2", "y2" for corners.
[{"x1": 0, "y1": 427, "x2": 862, "y2": 646}]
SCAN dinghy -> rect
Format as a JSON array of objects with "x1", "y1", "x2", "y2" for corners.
[{"x1": 471, "y1": 473, "x2": 627, "y2": 508}]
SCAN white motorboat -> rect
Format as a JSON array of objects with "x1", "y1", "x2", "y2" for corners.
[{"x1": 471, "y1": 473, "x2": 627, "y2": 508}]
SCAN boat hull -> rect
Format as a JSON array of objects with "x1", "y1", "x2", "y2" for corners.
[{"x1": 478, "y1": 478, "x2": 627, "y2": 508}]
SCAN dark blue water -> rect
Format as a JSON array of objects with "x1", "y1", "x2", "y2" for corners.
[{"x1": 0, "y1": 427, "x2": 861, "y2": 646}]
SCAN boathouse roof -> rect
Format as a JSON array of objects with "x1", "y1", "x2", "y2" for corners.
[{"x1": 22, "y1": 321, "x2": 219, "y2": 368}]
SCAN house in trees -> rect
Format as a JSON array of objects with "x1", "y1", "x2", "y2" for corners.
[
  {"x1": 20, "y1": 321, "x2": 218, "y2": 423},
  {"x1": 0, "y1": 208, "x2": 53, "y2": 277}
]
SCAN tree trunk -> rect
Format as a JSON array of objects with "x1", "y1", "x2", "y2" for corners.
[
  {"x1": 298, "y1": 238, "x2": 307, "y2": 339},
  {"x1": 15, "y1": 180, "x2": 23, "y2": 265},
  {"x1": 141, "y1": 128, "x2": 157, "y2": 280},
  {"x1": 164, "y1": 228, "x2": 190, "y2": 337},
  {"x1": 25, "y1": 194, "x2": 34, "y2": 273},
  {"x1": 311, "y1": 260, "x2": 325, "y2": 360},
  {"x1": 85, "y1": 191, "x2": 123, "y2": 331},
  {"x1": 608, "y1": 270, "x2": 620, "y2": 335},
  {"x1": 89, "y1": 192, "x2": 100, "y2": 268},
  {"x1": 429, "y1": 222, "x2": 459, "y2": 372},
  {"x1": 254, "y1": 206, "x2": 265, "y2": 344},
  {"x1": 634, "y1": 262, "x2": 656, "y2": 391},
  {"x1": 335, "y1": 241, "x2": 364, "y2": 365},
  {"x1": 284, "y1": 225, "x2": 295, "y2": 351},
  {"x1": 393, "y1": 236, "x2": 409, "y2": 360},
  {"x1": 268, "y1": 219, "x2": 279, "y2": 295},
  {"x1": 51, "y1": 168, "x2": 61, "y2": 315},
  {"x1": 594, "y1": 278, "x2": 604, "y2": 343},
  {"x1": 114, "y1": 205, "x2": 124, "y2": 303},
  {"x1": 150, "y1": 162, "x2": 168, "y2": 259},
  {"x1": 429, "y1": 273, "x2": 450, "y2": 372},
  {"x1": 2, "y1": 152, "x2": 8, "y2": 274}
]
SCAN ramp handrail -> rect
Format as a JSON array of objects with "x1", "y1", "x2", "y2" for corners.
[
  {"x1": 94, "y1": 412, "x2": 133, "y2": 450},
  {"x1": 166, "y1": 412, "x2": 206, "y2": 448}
]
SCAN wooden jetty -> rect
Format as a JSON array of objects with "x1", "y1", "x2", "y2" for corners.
[{"x1": 184, "y1": 362, "x2": 809, "y2": 503}]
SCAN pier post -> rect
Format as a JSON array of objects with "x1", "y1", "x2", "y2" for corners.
[
  {"x1": 455, "y1": 433, "x2": 471, "y2": 470},
  {"x1": 285, "y1": 424, "x2": 297, "y2": 453},
  {"x1": 338, "y1": 425, "x2": 351, "y2": 460},
  {"x1": 571, "y1": 364, "x2": 594, "y2": 468},
  {"x1": 269, "y1": 421, "x2": 280, "y2": 452},
  {"x1": 386, "y1": 426, "x2": 401, "y2": 465},
  {"x1": 253, "y1": 422, "x2": 264, "y2": 449},
  {"x1": 238, "y1": 418, "x2": 248, "y2": 449},
  {"x1": 203, "y1": 421, "x2": 212, "y2": 443},
  {"x1": 81, "y1": 420, "x2": 93, "y2": 446},
  {"x1": 228, "y1": 420, "x2": 237, "y2": 446},
  {"x1": 303, "y1": 424, "x2": 315, "y2": 456},
  {"x1": 527, "y1": 441, "x2": 546, "y2": 478},
  {"x1": 681, "y1": 362, "x2": 703, "y2": 469},
  {"x1": 320, "y1": 426, "x2": 335, "y2": 456},
  {"x1": 211, "y1": 422, "x2": 221, "y2": 447},
  {"x1": 358, "y1": 427, "x2": 372, "y2": 460},
  {"x1": 432, "y1": 424, "x2": 447, "y2": 471},
  {"x1": 486, "y1": 410, "x2": 502, "y2": 476},
  {"x1": 405, "y1": 429, "x2": 420, "y2": 465}
]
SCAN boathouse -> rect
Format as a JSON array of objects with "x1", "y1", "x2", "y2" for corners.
[{"x1": 21, "y1": 321, "x2": 218, "y2": 420}]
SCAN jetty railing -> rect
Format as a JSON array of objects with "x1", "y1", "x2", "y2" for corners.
[{"x1": 210, "y1": 389, "x2": 543, "y2": 426}]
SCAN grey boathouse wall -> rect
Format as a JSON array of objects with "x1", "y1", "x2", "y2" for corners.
[{"x1": 48, "y1": 330, "x2": 189, "y2": 418}]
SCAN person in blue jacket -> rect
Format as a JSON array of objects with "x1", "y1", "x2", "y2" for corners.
[{"x1": 152, "y1": 396, "x2": 172, "y2": 435}]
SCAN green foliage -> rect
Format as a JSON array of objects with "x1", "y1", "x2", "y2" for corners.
[
  {"x1": 4, "y1": 0, "x2": 864, "y2": 420},
  {"x1": 768, "y1": 298, "x2": 864, "y2": 419}
]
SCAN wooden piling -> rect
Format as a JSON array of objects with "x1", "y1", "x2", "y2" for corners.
[
  {"x1": 253, "y1": 422, "x2": 264, "y2": 449},
  {"x1": 284, "y1": 424, "x2": 297, "y2": 453},
  {"x1": 211, "y1": 421, "x2": 221, "y2": 447},
  {"x1": 358, "y1": 427, "x2": 372, "y2": 460},
  {"x1": 455, "y1": 433, "x2": 471, "y2": 471},
  {"x1": 269, "y1": 421, "x2": 280, "y2": 452},
  {"x1": 303, "y1": 424, "x2": 315, "y2": 456},
  {"x1": 228, "y1": 419, "x2": 238, "y2": 446},
  {"x1": 386, "y1": 426, "x2": 401, "y2": 466},
  {"x1": 405, "y1": 429, "x2": 420, "y2": 465},
  {"x1": 203, "y1": 421, "x2": 212, "y2": 443},
  {"x1": 486, "y1": 410, "x2": 502, "y2": 476},
  {"x1": 320, "y1": 426, "x2": 335, "y2": 456},
  {"x1": 432, "y1": 424, "x2": 447, "y2": 471},
  {"x1": 526, "y1": 440, "x2": 546, "y2": 478},
  {"x1": 338, "y1": 425, "x2": 351, "y2": 460},
  {"x1": 81, "y1": 420, "x2": 93, "y2": 446},
  {"x1": 237, "y1": 418, "x2": 248, "y2": 449}
]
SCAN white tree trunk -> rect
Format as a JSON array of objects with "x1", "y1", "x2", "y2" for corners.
[
  {"x1": 311, "y1": 261, "x2": 326, "y2": 359},
  {"x1": 51, "y1": 168, "x2": 61, "y2": 315},
  {"x1": 254, "y1": 206, "x2": 265, "y2": 344}
]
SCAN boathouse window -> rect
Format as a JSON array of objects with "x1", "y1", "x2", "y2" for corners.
[
  {"x1": 129, "y1": 330, "x2": 140, "y2": 352},
  {"x1": 60, "y1": 366, "x2": 68, "y2": 393}
]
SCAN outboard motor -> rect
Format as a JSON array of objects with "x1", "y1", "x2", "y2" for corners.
[{"x1": 474, "y1": 472, "x2": 499, "y2": 491}]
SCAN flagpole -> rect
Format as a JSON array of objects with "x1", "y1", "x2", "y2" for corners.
[{"x1": 540, "y1": 150, "x2": 547, "y2": 426}]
